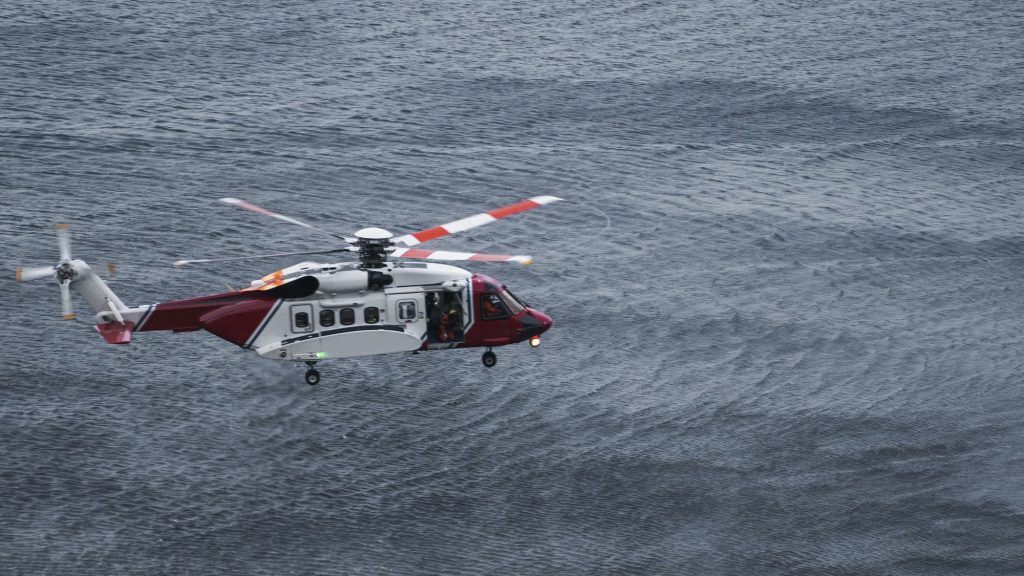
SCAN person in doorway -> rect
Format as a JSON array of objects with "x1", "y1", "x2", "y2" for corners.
[{"x1": 445, "y1": 304, "x2": 461, "y2": 340}]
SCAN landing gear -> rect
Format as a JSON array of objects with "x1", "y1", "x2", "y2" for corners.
[
  {"x1": 304, "y1": 361, "x2": 320, "y2": 385},
  {"x1": 481, "y1": 349, "x2": 497, "y2": 368}
]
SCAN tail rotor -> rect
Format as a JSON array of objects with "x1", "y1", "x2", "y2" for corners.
[{"x1": 16, "y1": 224, "x2": 79, "y2": 320}]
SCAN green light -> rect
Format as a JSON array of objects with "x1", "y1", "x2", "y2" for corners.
[{"x1": 315, "y1": 351, "x2": 328, "y2": 359}]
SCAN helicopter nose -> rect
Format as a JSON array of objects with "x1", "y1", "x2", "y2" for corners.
[
  {"x1": 529, "y1": 309, "x2": 553, "y2": 333},
  {"x1": 521, "y1": 309, "x2": 552, "y2": 348}
]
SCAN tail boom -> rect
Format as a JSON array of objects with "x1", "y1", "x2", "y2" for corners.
[
  {"x1": 92, "y1": 293, "x2": 279, "y2": 346},
  {"x1": 69, "y1": 259, "x2": 278, "y2": 346}
]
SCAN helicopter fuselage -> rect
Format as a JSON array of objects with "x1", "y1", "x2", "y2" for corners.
[{"x1": 93, "y1": 260, "x2": 552, "y2": 364}]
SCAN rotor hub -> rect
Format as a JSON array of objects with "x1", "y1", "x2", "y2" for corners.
[
  {"x1": 354, "y1": 228, "x2": 394, "y2": 269},
  {"x1": 354, "y1": 227, "x2": 393, "y2": 241},
  {"x1": 55, "y1": 262, "x2": 75, "y2": 282}
]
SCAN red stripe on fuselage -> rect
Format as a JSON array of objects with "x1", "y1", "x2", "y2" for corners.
[
  {"x1": 137, "y1": 291, "x2": 266, "y2": 333},
  {"x1": 199, "y1": 298, "x2": 278, "y2": 346}
]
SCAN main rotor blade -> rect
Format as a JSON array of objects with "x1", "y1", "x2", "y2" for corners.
[
  {"x1": 59, "y1": 280, "x2": 75, "y2": 320},
  {"x1": 172, "y1": 247, "x2": 355, "y2": 268},
  {"x1": 219, "y1": 198, "x2": 355, "y2": 243},
  {"x1": 16, "y1": 266, "x2": 55, "y2": 282},
  {"x1": 392, "y1": 247, "x2": 534, "y2": 265},
  {"x1": 56, "y1": 223, "x2": 71, "y2": 262},
  {"x1": 393, "y1": 195, "x2": 563, "y2": 247}
]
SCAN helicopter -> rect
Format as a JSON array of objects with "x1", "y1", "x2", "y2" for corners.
[{"x1": 16, "y1": 196, "x2": 562, "y2": 384}]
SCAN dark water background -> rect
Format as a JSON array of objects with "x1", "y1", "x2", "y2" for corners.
[{"x1": 3, "y1": 1, "x2": 1024, "y2": 574}]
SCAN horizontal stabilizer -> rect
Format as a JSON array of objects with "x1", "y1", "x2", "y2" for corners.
[{"x1": 97, "y1": 321, "x2": 134, "y2": 345}]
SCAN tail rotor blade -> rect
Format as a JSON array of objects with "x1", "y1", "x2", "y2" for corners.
[
  {"x1": 56, "y1": 223, "x2": 72, "y2": 263},
  {"x1": 16, "y1": 266, "x2": 55, "y2": 282},
  {"x1": 59, "y1": 280, "x2": 75, "y2": 320}
]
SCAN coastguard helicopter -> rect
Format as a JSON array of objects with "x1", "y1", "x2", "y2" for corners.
[{"x1": 16, "y1": 196, "x2": 561, "y2": 384}]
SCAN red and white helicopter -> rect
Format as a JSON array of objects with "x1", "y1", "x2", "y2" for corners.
[{"x1": 16, "y1": 196, "x2": 561, "y2": 384}]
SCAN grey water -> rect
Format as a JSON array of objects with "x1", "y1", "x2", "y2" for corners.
[{"x1": 3, "y1": 0, "x2": 1024, "y2": 574}]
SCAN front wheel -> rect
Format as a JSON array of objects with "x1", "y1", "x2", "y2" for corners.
[
  {"x1": 481, "y1": 350, "x2": 497, "y2": 368},
  {"x1": 305, "y1": 369, "x2": 321, "y2": 385}
]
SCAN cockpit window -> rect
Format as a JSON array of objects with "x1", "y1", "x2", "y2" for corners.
[
  {"x1": 498, "y1": 289, "x2": 525, "y2": 315},
  {"x1": 480, "y1": 294, "x2": 510, "y2": 320},
  {"x1": 504, "y1": 289, "x2": 529, "y2": 309}
]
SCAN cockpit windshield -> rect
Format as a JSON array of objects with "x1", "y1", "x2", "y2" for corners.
[
  {"x1": 503, "y1": 288, "x2": 528, "y2": 308},
  {"x1": 498, "y1": 289, "x2": 525, "y2": 315}
]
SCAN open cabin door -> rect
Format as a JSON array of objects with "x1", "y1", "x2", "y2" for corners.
[{"x1": 425, "y1": 288, "x2": 466, "y2": 346}]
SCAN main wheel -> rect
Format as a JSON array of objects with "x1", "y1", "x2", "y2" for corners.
[
  {"x1": 481, "y1": 350, "x2": 497, "y2": 368},
  {"x1": 305, "y1": 369, "x2": 321, "y2": 385}
]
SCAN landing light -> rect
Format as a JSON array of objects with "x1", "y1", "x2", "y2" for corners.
[{"x1": 529, "y1": 335, "x2": 541, "y2": 348}]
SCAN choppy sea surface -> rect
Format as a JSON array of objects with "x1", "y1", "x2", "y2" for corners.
[{"x1": 3, "y1": 1, "x2": 1024, "y2": 574}]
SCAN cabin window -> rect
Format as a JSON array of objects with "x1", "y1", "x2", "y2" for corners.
[
  {"x1": 364, "y1": 307, "x2": 380, "y2": 324},
  {"x1": 319, "y1": 309, "x2": 335, "y2": 328},
  {"x1": 339, "y1": 308, "x2": 355, "y2": 325},
  {"x1": 398, "y1": 300, "x2": 417, "y2": 322},
  {"x1": 290, "y1": 304, "x2": 314, "y2": 333},
  {"x1": 480, "y1": 294, "x2": 510, "y2": 320}
]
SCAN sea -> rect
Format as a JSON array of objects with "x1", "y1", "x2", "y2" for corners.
[{"x1": 2, "y1": 1, "x2": 1024, "y2": 574}]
